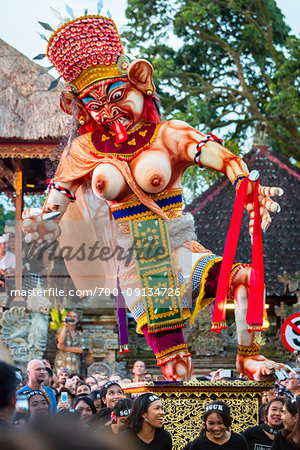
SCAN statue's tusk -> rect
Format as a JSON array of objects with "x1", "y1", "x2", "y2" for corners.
[{"x1": 42, "y1": 211, "x2": 61, "y2": 221}]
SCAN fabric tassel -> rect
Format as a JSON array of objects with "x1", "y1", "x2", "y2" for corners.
[
  {"x1": 211, "y1": 177, "x2": 249, "y2": 332},
  {"x1": 117, "y1": 269, "x2": 129, "y2": 353},
  {"x1": 211, "y1": 176, "x2": 264, "y2": 333},
  {"x1": 246, "y1": 180, "x2": 264, "y2": 331}
]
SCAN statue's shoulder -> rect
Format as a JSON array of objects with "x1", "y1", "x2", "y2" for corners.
[
  {"x1": 68, "y1": 132, "x2": 92, "y2": 155},
  {"x1": 161, "y1": 119, "x2": 196, "y2": 135}
]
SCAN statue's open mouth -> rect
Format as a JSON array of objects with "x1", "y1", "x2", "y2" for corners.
[{"x1": 104, "y1": 114, "x2": 132, "y2": 144}]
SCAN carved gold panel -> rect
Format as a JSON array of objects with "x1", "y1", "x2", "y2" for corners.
[{"x1": 124, "y1": 380, "x2": 274, "y2": 450}]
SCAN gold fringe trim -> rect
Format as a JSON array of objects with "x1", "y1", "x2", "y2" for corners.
[
  {"x1": 227, "y1": 263, "x2": 242, "y2": 300},
  {"x1": 156, "y1": 344, "x2": 191, "y2": 366},
  {"x1": 247, "y1": 325, "x2": 263, "y2": 332},
  {"x1": 155, "y1": 343, "x2": 188, "y2": 359},
  {"x1": 114, "y1": 206, "x2": 182, "y2": 223},
  {"x1": 211, "y1": 321, "x2": 227, "y2": 332},
  {"x1": 111, "y1": 188, "x2": 183, "y2": 211},
  {"x1": 189, "y1": 257, "x2": 223, "y2": 324},
  {"x1": 136, "y1": 308, "x2": 191, "y2": 335},
  {"x1": 88, "y1": 122, "x2": 161, "y2": 161}
]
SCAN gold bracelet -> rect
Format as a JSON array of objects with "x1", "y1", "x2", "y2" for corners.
[
  {"x1": 237, "y1": 344, "x2": 260, "y2": 356},
  {"x1": 232, "y1": 174, "x2": 247, "y2": 191}
]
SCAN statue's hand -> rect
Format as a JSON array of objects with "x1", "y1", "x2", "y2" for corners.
[
  {"x1": 244, "y1": 170, "x2": 283, "y2": 236},
  {"x1": 22, "y1": 208, "x2": 61, "y2": 243}
]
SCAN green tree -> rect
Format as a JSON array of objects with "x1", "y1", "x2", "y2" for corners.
[{"x1": 125, "y1": 0, "x2": 300, "y2": 165}]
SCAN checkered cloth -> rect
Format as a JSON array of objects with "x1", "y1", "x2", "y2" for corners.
[{"x1": 23, "y1": 273, "x2": 45, "y2": 292}]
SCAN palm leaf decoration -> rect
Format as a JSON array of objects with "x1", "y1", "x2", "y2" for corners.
[{"x1": 49, "y1": 308, "x2": 67, "y2": 330}]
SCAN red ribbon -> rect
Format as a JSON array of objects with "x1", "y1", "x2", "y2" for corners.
[{"x1": 211, "y1": 176, "x2": 264, "y2": 333}]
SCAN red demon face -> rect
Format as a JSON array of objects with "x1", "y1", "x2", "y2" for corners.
[{"x1": 80, "y1": 79, "x2": 145, "y2": 143}]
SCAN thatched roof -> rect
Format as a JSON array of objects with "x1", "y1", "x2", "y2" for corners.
[{"x1": 0, "y1": 39, "x2": 69, "y2": 140}]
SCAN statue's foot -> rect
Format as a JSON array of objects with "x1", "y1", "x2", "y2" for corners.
[
  {"x1": 160, "y1": 355, "x2": 193, "y2": 381},
  {"x1": 236, "y1": 354, "x2": 286, "y2": 381}
]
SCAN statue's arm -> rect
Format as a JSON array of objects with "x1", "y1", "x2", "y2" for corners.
[{"x1": 171, "y1": 120, "x2": 283, "y2": 235}]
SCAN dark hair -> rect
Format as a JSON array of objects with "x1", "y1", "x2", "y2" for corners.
[
  {"x1": 202, "y1": 401, "x2": 232, "y2": 430},
  {"x1": 70, "y1": 373, "x2": 83, "y2": 381},
  {"x1": 73, "y1": 394, "x2": 96, "y2": 415},
  {"x1": 57, "y1": 387, "x2": 75, "y2": 401},
  {"x1": 89, "y1": 390, "x2": 101, "y2": 401},
  {"x1": 284, "y1": 397, "x2": 300, "y2": 449},
  {"x1": 86, "y1": 375, "x2": 97, "y2": 381},
  {"x1": 0, "y1": 362, "x2": 18, "y2": 409},
  {"x1": 126, "y1": 393, "x2": 161, "y2": 434},
  {"x1": 259, "y1": 403, "x2": 268, "y2": 424},
  {"x1": 114, "y1": 398, "x2": 133, "y2": 418},
  {"x1": 99, "y1": 382, "x2": 123, "y2": 407},
  {"x1": 45, "y1": 367, "x2": 53, "y2": 378},
  {"x1": 265, "y1": 397, "x2": 286, "y2": 421},
  {"x1": 95, "y1": 407, "x2": 113, "y2": 427},
  {"x1": 75, "y1": 382, "x2": 90, "y2": 394}
]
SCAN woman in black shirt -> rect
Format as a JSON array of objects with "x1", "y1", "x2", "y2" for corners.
[
  {"x1": 184, "y1": 400, "x2": 248, "y2": 450},
  {"x1": 272, "y1": 397, "x2": 300, "y2": 450},
  {"x1": 124, "y1": 392, "x2": 172, "y2": 449},
  {"x1": 244, "y1": 397, "x2": 285, "y2": 450}
]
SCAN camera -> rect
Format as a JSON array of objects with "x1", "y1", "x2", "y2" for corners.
[{"x1": 219, "y1": 369, "x2": 234, "y2": 378}]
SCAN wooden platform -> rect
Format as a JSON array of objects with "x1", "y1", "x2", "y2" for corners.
[{"x1": 124, "y1": 380, "x2": 274, "y2": 450}]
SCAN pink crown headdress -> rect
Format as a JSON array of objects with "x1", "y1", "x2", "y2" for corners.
[{"x1": 35, "y1": 6, "x2": 129, "y2": 93}]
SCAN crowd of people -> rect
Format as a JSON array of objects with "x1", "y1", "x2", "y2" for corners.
[{"x1": 0, "y1": 357, "x2": 299, "y2": 450}]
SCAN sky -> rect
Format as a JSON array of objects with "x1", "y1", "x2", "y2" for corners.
[{"x1": 1, "y1": 0, "x2": 299, "y2": 65}]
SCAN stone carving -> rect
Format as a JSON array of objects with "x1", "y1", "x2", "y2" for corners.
[
  {"x1": 0, "y1": 294, "x2": 51, "y2": 366},
  {"x1": 87, "y1": 361, "x2": 112, "y2": 378},
  {"x1": 184, "y1": 309, "x2": 225, "y2": 356},
  {"x1": 85, "y1": 325, "x2": 118, "y2": 358}
]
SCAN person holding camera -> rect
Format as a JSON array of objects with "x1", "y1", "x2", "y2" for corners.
[{"x1": 54, "y1": 310, "x2": 85, "y2": 374}]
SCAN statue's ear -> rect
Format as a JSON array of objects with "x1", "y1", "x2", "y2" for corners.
[
  {"x1": 59, "y1": 91, "x2": 77, "y2": 115},
  {"x1": 59, "y1": 91, "x2": 91, "y2": 125},
  {"x1": 127, "y1": 59, "x2": 155, "y2": 95}
]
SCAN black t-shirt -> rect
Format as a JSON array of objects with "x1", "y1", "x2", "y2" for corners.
[
  {"x1": 243, "y1": 425, "x2": 274, "y2": 450},
  {"x1": 272, "y1": 431, "x2": 296, "y2": 450},
  {"x1": 123, "y1": 428, "x2": 172, "y2": 450},
  {"x1": 187, "y1": 432, "x2": 249, "y2": 450}
]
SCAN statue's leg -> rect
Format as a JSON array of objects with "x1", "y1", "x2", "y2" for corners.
[
  {"x1": 148, "y1": 246, "x2": 221, "y2": 381},
  {"x1": 141, "y1": 325, "x2": 193, "y2": 381},
  {"x1": 232, "y1": 265, "x2": 285, "y2": 380}
]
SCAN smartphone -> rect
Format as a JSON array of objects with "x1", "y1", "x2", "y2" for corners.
[
  {"x1": 65, "y1": 379, "x2": 74, "y2": 390},
  {"x1": 275, "y1": 370, "x2": 286, "y2": 381},
  {"x1": 61, "y1": 391, "x2": 68, "y2": 402},
  {"x1": 15, "y1": 394, "x2": 29, "y2": 412},
  {"x1": 219, "y1": 369, "x2": 234, "y2": 378}
]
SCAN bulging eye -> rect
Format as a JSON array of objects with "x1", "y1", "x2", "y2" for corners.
[
  {"x1": 90, "y1": 104, "x2": 101, "y2": 111},
  {"x1": 110, "y1": 89, "x2": 124, "y2": 101}
]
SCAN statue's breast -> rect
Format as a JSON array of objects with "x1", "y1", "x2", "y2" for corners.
[{"x1": 131, "y1": 150, "x2": 172, "y2": 194}]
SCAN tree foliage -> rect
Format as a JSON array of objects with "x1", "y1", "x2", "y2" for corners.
[{"x1": 124, "y1": 0, "x2": 300, "y2": 165}]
